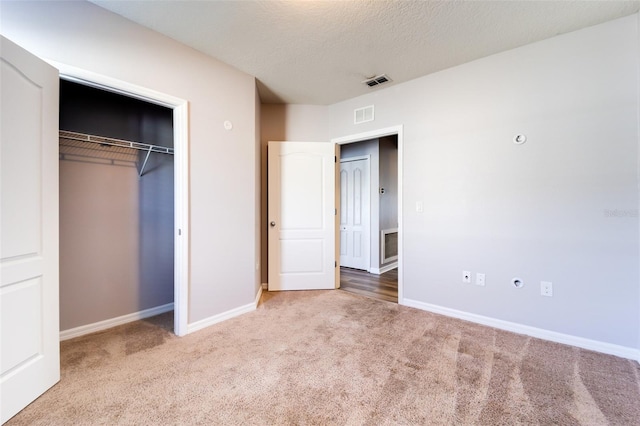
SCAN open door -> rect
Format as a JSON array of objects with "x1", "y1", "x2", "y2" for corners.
[
  {"x1": 268, "y1": 141, "x2": 336, "y2": 291},
  {"x1": 1, "y1": 36, "x2": 60, "y2": 422}
]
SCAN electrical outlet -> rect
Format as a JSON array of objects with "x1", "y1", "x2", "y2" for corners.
[
  {"x1": 416, "y1": 201, "x2": 423, "y2": 213},
  {"x1": 541, "y1": 281, "x2": 553, "y2": 297},
  {"x1": 476, "y1": 273, "x2": 485, "y2": 286},
  {"x1": 462, "y1": 271, "x2": 471, "y2": 284}
]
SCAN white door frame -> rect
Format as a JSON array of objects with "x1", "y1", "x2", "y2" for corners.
[
  {"x1": 332, "y1": 125, "x2": 403, "y2": 304},
  {"x1": 48, "y1": 61, "x2": 190, "y2": 336},
  {"x1": 339, "y1": 155, "x2": 371, "y2": 272}
]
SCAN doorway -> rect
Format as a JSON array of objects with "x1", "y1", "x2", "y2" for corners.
[
  {"x1": 59, "y1": 80, "x2": 176, "y2": 337},
  {"x1": 54, "y1": 63, "x2": 189, "y2": 336},
  {"x1": 339, "y1": 156, "x2": 371, "y2": 271},
  {"x1": 333, "y1": 126, "x2": 403, "y2": 304}
]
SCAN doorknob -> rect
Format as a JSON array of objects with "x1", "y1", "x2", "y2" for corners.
[{"x1": 270, "y1": 221, "x2": 276, "y2": 227}]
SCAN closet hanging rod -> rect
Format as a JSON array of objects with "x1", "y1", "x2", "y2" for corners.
[{"x1": 59, "y1": 130, "x2": 174, "y2": 155}]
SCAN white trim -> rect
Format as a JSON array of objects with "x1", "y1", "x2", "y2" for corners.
[
  {"x1": 48, "y1": 61, "x2": 185, "y2": 108},
  {"x1": 255, "y1": 286, "x2": 263, "y2": 305},
  {"x1": 332, "y1": 126, "x2": 402, "y2": 145},
  {"x1": 50, "y1": 61, "x2": 191, "y2": 337},
  {"x1": 172, "y1": 102, "x2": 190, "y2": 337},
  {"x1": 262, "y1": 283, "x2": 268, "y2": 290},
  {"x1": 370, "y1": 262, "x2": 398, "y2": 275},
  {"x1": 403, "y1": 298, "x2": 640, "y2": 362},
  {"x1": 187, "y1": 289, "x2": 262, "y2": 335},
  {"x1": 60, "y1": 303, "x2": 174, "y2": 341},
  {"x1": 331, "y1": 125, "x2": 404, "y2": 303},
  {"x1": 637, "y1": 10, "x2": 640, "y2": 365}
]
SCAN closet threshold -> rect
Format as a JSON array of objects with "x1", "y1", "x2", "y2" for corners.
[{"x1": 59, "y1": 130, "x2": 173, "y2": 177}]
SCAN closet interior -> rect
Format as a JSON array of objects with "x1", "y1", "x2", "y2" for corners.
[{"x1": 59, "y1": 80, "x2": 175, "y2": 334}]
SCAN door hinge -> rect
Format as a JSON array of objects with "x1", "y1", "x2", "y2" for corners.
[
  {"x1": 335, "y1": 156, "x2": 337, "y2": 163},
  {"x1": 335, "y1": 261, "x2": 337, "y2": 267},
  {"x1": 335, "y1": 208, "x2": 337, "y2": 215}
]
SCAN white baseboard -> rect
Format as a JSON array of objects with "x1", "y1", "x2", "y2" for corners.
[
  {"x1": 369, "y1": 262, "x2": 398, "y2": 275},
  {"x1": 255, "y1": 286, "x2": 263, "y2": 304},
  {"x1": 186, "y1": 287, "x2": 262, "y2": 335},
  {"x1": 402, "y1": 298, "x2": 640, "y2": 362},
  {"x1": 60, "y1": 303, "x2": 174, "y2": 341},
  {"x1": 262, "y1": 282, "x2": 268, "y2": 290}
]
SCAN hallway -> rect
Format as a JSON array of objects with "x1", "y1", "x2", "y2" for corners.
[{"x1": 339, "y1": 267, "x2": 398, "y2": 303}]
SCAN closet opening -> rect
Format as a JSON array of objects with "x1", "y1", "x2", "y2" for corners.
[{"x1": 59, "y1": 79, "x2": 177, "y2": 338}]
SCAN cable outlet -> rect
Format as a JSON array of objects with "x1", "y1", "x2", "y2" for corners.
[
  {"x1": 476, "y1": 273, "x2": 485, "y2": 286},
  {"x1": 462, "y1": 271, "x2": 471, "y2": 284},
  {"x1": 541, "y1": 281, "x2": 553, "y2": 297}
]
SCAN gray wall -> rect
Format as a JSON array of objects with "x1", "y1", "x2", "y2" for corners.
[
  {"x1": 259, "y1": 14, "x2": 639, "y2": 351},
  {"x1": 1, "y1": 0, "x2": 260, "y2": 325},
  {"x1": 59, "y1": 81, "x2": 174, "y2": 330},
  {"x1": 328, "y1": 15, "x2": 640, "y2": 348},
  {"x1": 378, "y1": 135, "x2": 398, "y2": 258}
]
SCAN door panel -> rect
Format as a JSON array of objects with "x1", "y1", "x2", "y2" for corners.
[
  {"x1": 1, "y1": 36, "x2": 60, "y2": 423},
  {"x1": 339, "y1": 158, "x2": 370, "y2": 270},
  {"x1": 268, "y1": 142, "x2": 335, "y2": 291}
]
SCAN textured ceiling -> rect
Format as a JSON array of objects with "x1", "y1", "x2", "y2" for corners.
[{"x1": 90, "y1": 0, "x2": 640, "y2": 105}]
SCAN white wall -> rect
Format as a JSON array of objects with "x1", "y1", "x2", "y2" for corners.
[
  {"x1": 329, "y1": 15, "x2": 640, "y2": 350},
  {"x1": 0, "y1": 1, "x2": 260, "y2": 324}
]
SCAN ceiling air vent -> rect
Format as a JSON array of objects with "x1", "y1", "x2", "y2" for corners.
[
  {"x1": 362, "y1": 74, "x2": 392, "y2": 88},
  {"x1": 354, "y1": 105, "x2": 374, "y2": 124}
]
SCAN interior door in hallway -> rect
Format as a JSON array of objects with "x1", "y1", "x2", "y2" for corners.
[
  {"x1": 339, "y1": 157, "x2": 370, "y2": 271},
  {"x1": 268, "y1": 141, "x2": 336, "y2": 291},
  {"x1": 1, "y1": 36, "x2": 60, "y2": 423}
]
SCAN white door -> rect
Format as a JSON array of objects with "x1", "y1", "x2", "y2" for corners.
[
  {"x1": 339, "y1": 158, "x2": 370, "y2": 271},
  {"x1": 268, "y1": 142, "x2": 336, "y2": 291},
  {"x1": 1, "y1": 36, "x2": 60, "y2": 423}
]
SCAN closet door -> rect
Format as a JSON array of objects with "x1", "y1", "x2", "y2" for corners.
[{"x1": 1, "y1": 36, "x2": 60, "y2": 423}]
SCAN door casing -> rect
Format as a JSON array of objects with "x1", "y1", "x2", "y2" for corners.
[{"x1": 49, "y1": 61, "x2": 190, "y2": 336}]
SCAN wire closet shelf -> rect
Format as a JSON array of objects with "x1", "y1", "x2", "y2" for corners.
[{"x1": 59, "y1": 130, "x2": 174, "y2": 177}]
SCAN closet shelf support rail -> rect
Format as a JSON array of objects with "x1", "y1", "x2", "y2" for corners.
[
  {"x1": 139, "y1": 145, "x2": 154, "y2": 178},
  {"x1": 59, "y1": 130, "x2": 174, "y2": 177}
]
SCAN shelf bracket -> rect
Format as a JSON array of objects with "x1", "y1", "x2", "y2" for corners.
[{"x1": 138, "y1": 145, "x2": 153, "y2": 177}]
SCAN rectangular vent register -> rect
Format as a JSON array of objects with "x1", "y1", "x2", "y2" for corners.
[{"x1": 354, "y1": 105, "x2": 374, "y2": 124}]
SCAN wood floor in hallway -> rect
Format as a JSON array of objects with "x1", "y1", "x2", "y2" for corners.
[{"x1": 339, "y1": 267, "x2": 398, "y2": 303}]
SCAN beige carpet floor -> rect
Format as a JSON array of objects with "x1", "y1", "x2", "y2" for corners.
[{"x1": 7, "y1": 290, "x2": 640, "y2": 425}]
